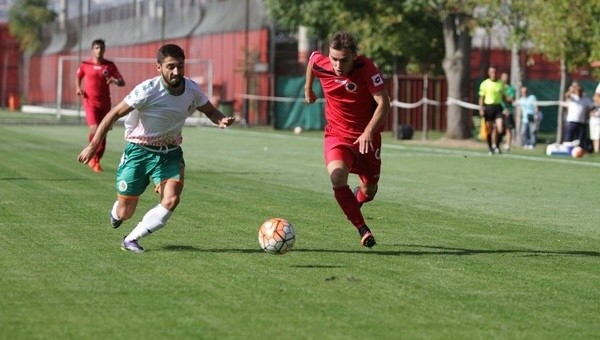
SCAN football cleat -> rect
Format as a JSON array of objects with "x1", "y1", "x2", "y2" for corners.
[
  {"x1": 109, "y1": 212, "x2": 123, "y2": 229},
  {"x1": 358, "y1": 226, "x2": 376, "y2": 248},
  {"x1": 121, "y1": 237, "x2": 144, "y2": 253}
]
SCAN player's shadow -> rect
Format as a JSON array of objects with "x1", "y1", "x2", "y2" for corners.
[
  {"x1": 159, "y1": 244, "x2": 600, "y2": 257},
  {"x1": 379, "y1": 244, "x2": 600, "y2": 257},
  {"x1": 161, "y1": 245, "x2": 259, "y2": 253}
]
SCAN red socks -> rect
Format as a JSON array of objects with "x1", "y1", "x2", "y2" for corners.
[{"x1": 333, "y1": 185, "x2": 365, "y2": 229}]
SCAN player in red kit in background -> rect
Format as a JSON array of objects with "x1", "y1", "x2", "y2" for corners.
[
  {"x1": 304, "y1": 31, "x2": 390, "y2": 248},
  {"x1": 76, "y1": 39, "x2": 125, "y2": 173}
]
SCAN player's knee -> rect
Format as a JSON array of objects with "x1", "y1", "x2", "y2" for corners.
[
  {"x1": 364, "y1": 185, "x2": 378, "y2": 200},
  {"x1": 329, "y1": 169, "x2": 349, "y2": 187},
  {"x1": 161, "y1": 196, "x2": 180, "y2": 211}
]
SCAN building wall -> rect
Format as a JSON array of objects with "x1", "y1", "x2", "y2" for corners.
[
  {"x1": 0, "y1": 23, "x2": 20, "y2": 108},
  {"x1": 26, "y1": 28, "x2": 270, "y2": 123}
]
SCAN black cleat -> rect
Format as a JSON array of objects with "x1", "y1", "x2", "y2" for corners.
[
  {"x1": 109, "y1": 212, "x2": 123, "y2": 229},
  {"x1": 358, "y1": 226, "x2": 376, "y2": 248}
]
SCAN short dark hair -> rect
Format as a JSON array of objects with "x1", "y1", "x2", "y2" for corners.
[
  {"x1": 91, "y1": 39, "x2": 105, "y2": 49},
  {"x1": 329, "y1": 31, "x2": 357, "y2": 53},
  {"x1": 157, "y1": 44, "x2": 185, "y2": 63}
]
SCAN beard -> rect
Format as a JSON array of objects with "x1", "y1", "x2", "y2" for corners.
[{"x1": 164, "y1": 74, "x2": 183, "y2": 88}]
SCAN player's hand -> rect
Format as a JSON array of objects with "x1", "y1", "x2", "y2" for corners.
[
  {"x1": 218, "y1": 116, "x2": 235, "y2": 128},
  {"x1": 354, "y1": 133, "x2": 374, "y2": 154},
  {"x1": 305, "y1": 89, "x2": 317, "y2": 104},
  {"x1": 77, "y1": 146, "x2": 96, "y2": 164}
]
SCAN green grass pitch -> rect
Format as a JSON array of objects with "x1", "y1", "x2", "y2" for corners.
[{"x1": 1, "y1": 120, "x2": 599, "y2": 339}]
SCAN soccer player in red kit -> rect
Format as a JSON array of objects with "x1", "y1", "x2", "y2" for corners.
[
  {"x1": 304, "y1": 31, "x2": 390, "y2": 248},
  {"x1": 76, "y1": 39, "x2": 125, "y2": 173}
]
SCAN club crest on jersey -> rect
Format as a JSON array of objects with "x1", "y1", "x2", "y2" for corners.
[
  {"x1": 118, "y1": 180, "x2": 128, "y2": 192},
  {"x1": 371, "y1": 74, "x2": 384, "y2": 87},
  {"x1": 345, "y1": 81, "x2": 358, "y2": 93},
  {"x1": 335, "y1": 79, "x2": 358, "y2": 93}
]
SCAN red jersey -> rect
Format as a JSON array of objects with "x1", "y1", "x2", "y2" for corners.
[
  {"x1": 76, "y1": 58, "x2": 123, "y2": 108},
  {"x1": 308, "y1": 51, "x2": 386, "y2": 138}
]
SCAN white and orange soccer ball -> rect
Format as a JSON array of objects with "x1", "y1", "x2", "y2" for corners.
[
  {"x1": 258, "y1": 218, "x2": 296, "y2": 254},
  {"x1": 571, "y1": 146, "x2": 584, "y2": 158}
]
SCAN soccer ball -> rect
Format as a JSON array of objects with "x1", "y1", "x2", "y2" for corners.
[
  {"x1": 258, "y1": 218, "x2": 296, "y2": 254},
  {"x1": 571, "y1": 146, "x2": 584, "y2": 158}
]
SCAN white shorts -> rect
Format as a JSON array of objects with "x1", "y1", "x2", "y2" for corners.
[{"x1": 589, "y1": 115, "x2": 600, "y2": 140}]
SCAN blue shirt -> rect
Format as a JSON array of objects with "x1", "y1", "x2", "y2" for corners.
[{"x1": 517, "y1": 94, "x2": 537, "y2": 123}]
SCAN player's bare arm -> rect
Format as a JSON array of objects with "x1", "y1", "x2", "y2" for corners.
[
  {"x1": 106, "y1": 77, "x2": 125, "y2": 87},
  {"x1": 197, "y1": 101, "x2": 235, "y2": 128},
  {"x1": 75, "y1": 77, "x2": 83, "y2": 96},
  {"x1": 77, "y1": 100, "x2": 134, "y2": 164},
  {"x1": 304, "y1": 65, "x2": 317, "y2": 103},
  {"x1": 354, "y1": 90, "x2": 391, "y2": 154}
]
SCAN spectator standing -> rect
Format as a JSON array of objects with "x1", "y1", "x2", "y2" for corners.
[
  {"x1": 478, "y1": 66, "x2": 507, "y2": 155},
  {"x1": 564, "y1": 81, "x2": 594, "y2": 144},
  {"x1": 304, "y1": 31, "x2": 390, "y2": 248},
  {"x1": 517, "y1": 86, "x2": 539, "y2": 149},
  {"x1": 76, "y1": 39, "x2": 126, "y2": 173},
  {"x1": 589, "y1": 82, "x2": 600, "y2": 153}
]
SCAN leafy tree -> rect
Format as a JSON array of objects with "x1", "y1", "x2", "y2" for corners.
[
  {"x1": 404, "y1": 0, "x2": 483, "y2": 139},
  {"x1": 265, "y1": 0, "x2": 444, "y2": 74},
  {"x1": 266, "y1": 0, "x2": 483, "y2": 139},
  {"x1": 8, "y1": 0, "x2": 56, "y2": 54}
]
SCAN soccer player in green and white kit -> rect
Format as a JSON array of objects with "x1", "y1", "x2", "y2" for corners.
[{"x1": 77, "y1": 44, "x2": 235, "y2": 253}]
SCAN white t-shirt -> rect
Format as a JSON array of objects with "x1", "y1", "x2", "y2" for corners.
[
  {"x1": 123, "y1": 76, "x2": 209, "y2": 146},
  {"x1": 566, "y1": 93, "x2": 594, "y2": 123}
]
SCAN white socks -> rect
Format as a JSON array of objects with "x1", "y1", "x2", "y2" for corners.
[
  {"x1": 125, "y1": 204, "x2": 173, "y2": 241},
  {"x1": 111, "y1": 200, "x2": 120, "y2": 220}
]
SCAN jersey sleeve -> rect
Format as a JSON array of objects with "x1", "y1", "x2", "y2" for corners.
[
  {"x1": 363, "y1": 59, "x2": 386, "y2": 94},
  {"x1": 76, "y1": 65, "x2": 84, "y2": 80},
  {"x1": 124, "y1": 77, "x2": 156, "y2": 110},
  {"x1": 189, "y1": 80, "x2": 209, "y2": 108},
  {"x1": 107, "y1": 62, "x2": 123, "y2": 80},
  {"x1": 478, "y1": 80, "x2": 486, "y2": 96}
]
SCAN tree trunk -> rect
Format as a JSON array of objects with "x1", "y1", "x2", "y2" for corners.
[
  {"x1": 511, "y1": 42, "x2": 522, "y2": 146},
  {"x1": 557, "y1": 57, "x2": 566, "y2": 143},
  {"x1": 442, "y1": 13, "x2": 472, "y2": 139}
]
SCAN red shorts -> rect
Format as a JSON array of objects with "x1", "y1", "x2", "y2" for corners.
[
  {"x1": 324, "y1": 131, "x2": 382, "y2": 186},
  {"x1": 84, "y1": 103, "x2": 111, "y2": 126}
]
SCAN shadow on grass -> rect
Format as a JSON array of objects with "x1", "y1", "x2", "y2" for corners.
[
  {"x1": 159, "y1": 244, "x2": 600, "y2": 257},
  {"x1": 380, "y1": 244, "x2": 600, "y2": 257}
]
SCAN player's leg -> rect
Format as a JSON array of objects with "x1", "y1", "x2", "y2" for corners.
[
  {"x1": 503, "y1": 115, "x2": 513, "y2": 151},
  {"x1": 122, "y1": 148, "x2": 184, "y2": 252},
  {"x1": 85, "y1": 106, "x2": 105, "y2": 172},
  {"x1": 326, "y1": 147, "x2": 375, "y2": 247},
  {"x1": 109, "y1": 195, "x2": 139, "y2": 228},
  {"x1": 327, "y1": 148, "x2": 365, "y2": 227},
  {"x1": 353, "y1": 141, "x2": 381, "y2": 206},
  {"x1": 494, "y1": 114, "x2": 504, "y2": 152},
  {"x1": 123, "y1": 180, "x2": 181, "y2": 241},
  {"x1": 353, "y1": 145, "x2": 382, "y2": 248}
]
